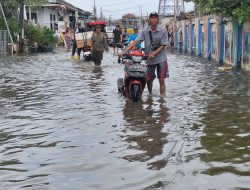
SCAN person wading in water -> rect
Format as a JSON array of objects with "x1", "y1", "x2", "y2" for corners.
[
  {"x1": 91, "y1": 24, "x2": 109, "y2": 66},
  {"x1": 121, "y1": 12, "x2": 169, "y2": 95}
]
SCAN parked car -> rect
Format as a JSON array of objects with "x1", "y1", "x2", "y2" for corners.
[{"x1": 105, "y1": 26, "x2": 115, "y2": 44}]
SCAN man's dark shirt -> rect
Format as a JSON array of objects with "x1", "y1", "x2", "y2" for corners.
[{"x1": 113, "y1": 29, "x2": 122, "y2": 43}]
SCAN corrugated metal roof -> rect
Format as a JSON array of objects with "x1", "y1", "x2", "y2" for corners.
[{"x1": 47, "y1": 0, "x2": 91, "y2": 15}]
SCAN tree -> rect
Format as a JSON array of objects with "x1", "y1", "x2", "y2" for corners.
[
  {"x1": 188, "y1": 0, "x2": 250, "y2": 23},
  {"x1": 0, "y1": 0, "x2": 47, "y2": 17},
  {"x1": 0, "y1": 0, "x2": 47, "y2": 51}
]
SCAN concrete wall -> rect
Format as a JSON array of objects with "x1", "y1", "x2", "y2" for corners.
[
  {"x1": 242, "y1": 22, "x2": 250, "y2": 69},
  {"x1": 174, "y1": 16, "x2": 250, "y2": 69}
]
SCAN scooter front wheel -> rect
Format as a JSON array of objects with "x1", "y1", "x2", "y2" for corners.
[
  {"x1": 130, "y1": 84, "x2": 141, "y2": 102},
  {"x1": 117, "y1": 78, "x2": 125, "y2": 95}
]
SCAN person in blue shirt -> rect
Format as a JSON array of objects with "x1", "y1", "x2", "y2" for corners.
[{"x1": 128, "y1": 27, "x2": 141, "y2": 50}]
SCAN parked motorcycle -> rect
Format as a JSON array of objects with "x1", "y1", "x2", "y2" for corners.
[
  {"x1": 83, "y1": 46, "x2": 92, "y2": 61},
  {"x1": 117, "y1": 50, "x2": 149, "y2": 101}
]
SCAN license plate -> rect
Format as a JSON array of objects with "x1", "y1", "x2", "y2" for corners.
[{"x1": 84, "y1": 52, "x2": 91, "y2": 56}]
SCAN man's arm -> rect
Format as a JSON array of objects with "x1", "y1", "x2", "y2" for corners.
[
  {"x1": 103, "y1": 35, "x2": 108, "y2": 51},
  {"x1": 120, "y1": 32, "x2": 123, "y2": 42},
  {"x1": 125, "y1": 40, "x2": 138, "y2": 51},
  {"x1": 148, "y1": 29, "x2": 168, "y2": 60},
  {"x1": 148, "y1": 45, "x2": 165, "y2": 60},
  {"x1": 90, "y1": 34, "x2": 93, "y2": 51},
  {"x1": 124, "y1": 32, "x2": 144, "y2": 52},
  {"x1": 153, "y1": 45, "x2": 165, "y2": 55}
]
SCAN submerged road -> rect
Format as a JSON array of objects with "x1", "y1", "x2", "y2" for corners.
[{"x1": 0, "y1": 50, "x2": 250, "y2": 189}]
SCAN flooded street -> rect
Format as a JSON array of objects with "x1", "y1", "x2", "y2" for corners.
[{"x1": 0, "y1": 50, "x2": 249, "y2": 190}]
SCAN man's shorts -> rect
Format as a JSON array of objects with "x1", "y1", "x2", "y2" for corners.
[
  {"x1": 114, "y1": 41, "x2": 123, "y2": 48},
  {"x1": 147, "y1": 61, "x2": 169, "y2": 81}
]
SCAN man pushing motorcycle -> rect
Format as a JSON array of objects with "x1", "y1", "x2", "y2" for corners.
[{"x1": 120, "y1": 12, "x2": 169, "y2": 95}]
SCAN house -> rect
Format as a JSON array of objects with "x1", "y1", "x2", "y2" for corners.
[
  {"x1": 25, "y1": 0, "x2": 91, "y2": 32},
  {"x1": 121, "y1": 13, "x2": 140, "y2": 29}
]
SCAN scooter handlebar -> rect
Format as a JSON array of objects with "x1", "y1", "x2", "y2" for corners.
[{"x1": 118, "y1": 54, "x2": 149, "y2": 63}]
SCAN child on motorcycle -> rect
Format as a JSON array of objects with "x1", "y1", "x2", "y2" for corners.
[{"x1": 128, "y1": 27, "x2": 141, "y2": 50}]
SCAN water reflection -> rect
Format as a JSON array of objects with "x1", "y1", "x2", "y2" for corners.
[
  {"x1": 200, "y1": 72, "x2": 250, "y2": 176},
  {"x1": 122, "y1": 97, "x2": 170, "y2": 170},
  {"x1": 1, "y1": 51, "x2": 250, "y2": 189}
]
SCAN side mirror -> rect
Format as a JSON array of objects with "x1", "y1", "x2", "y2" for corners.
[{"x1": 118, "y1": 57, "x2": 121, "y2": 63}]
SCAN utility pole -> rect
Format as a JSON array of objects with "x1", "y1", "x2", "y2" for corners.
[
  {"x1": 19, "y1": 0, "x2": 24, "y2": 53},
  {"x1": 158, "y1": 0, "x2": 185, "y2": 17},
  {"x1": 93, "y1": 0, "x2": 97, "y2": 20},
  {"x1": 109, "y1": 15, "x2": 111, "y2": 26},
  {"x1": 140, "y1": 5, "x2": 143, "y2": 27},
  {"x1": 174, "y1": 0, "x2": 176, "y2": 22},
  {"x1": 100, "y1": 6, "x2": 103, "y2": 20}
]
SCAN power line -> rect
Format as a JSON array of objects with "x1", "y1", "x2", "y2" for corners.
[
  {"x1": 100, "y1": 0, "x2": 135, "y2": 7},
  {"x1": 103, "y1": 5, "x2": 139, "y2": 13}
]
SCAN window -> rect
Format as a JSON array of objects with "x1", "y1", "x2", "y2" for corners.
[{"x1": 58, "y1": 16, "x2": 63, "y2": 21}]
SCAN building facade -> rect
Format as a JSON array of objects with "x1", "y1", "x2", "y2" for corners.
[
  {"x1": 121, "y1": 14, "x2": 140, "y2": 29},
  {"x1": 25, "y1": 0, "x2": 91, "y2": 32}
]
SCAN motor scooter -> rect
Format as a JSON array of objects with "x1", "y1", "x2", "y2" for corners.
[{"x1": 117, "y1": 50, "x2": 149, "y2": 101}]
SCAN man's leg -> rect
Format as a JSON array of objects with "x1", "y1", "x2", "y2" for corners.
[
  {"x1": 94, "y1": 51, "x2": 103, "y2": 66},
  {"x1": 76, "y1": 48, "x2": 81, "y2": 61},
  {"x1": 159, "y1": 79, "x2": 166, "y2": 95},
  {"x1": 147, "y1": 65, "x2": 156, "y2": 95},
  {"x1": 115, "y1": 43, "x2": 118, "y2": 53},
  {"x1": 72, "y1": 41, "x2": 77, "y2": 56},
  {"x1": 157, "y1": 62, "x2": 169, "y2": 95},
  {"x1": 147, "y1": 81, "x2": 153, "y2": 94}
]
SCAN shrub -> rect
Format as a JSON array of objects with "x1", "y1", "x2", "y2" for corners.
[
  {"x1": 24, "y1": 23, "x2": 56, "y2": 47},
  {"x1": 0, "y1": 17, "x2": 19, "y2": 43}
]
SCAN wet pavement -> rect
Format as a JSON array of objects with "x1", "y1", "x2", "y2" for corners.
[{"x1": 0, "y1": 49, "x2": 250, "y2": 190}]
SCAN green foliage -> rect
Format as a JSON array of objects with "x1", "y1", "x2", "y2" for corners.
[
  {"x1": 24, "y1": 0, "x2": 48, "y2": 8},
  {"x1": 193, "y1": 0, "x2": 250, "y2": 23},
  {"x1": 0, "y1": 17, "x2": 19, "y2": 42},
  {"x1": 38, "y1": 27, "x2": 57, "y2": 47},
  {"x1": 24, "y1": 22, "x2": 42, "y2": 45},
  {"x1": 0, "y1": 0, "x2": 48, "y2": 17},
  {"x1": 25, "y1": 23, "x2": 56, "y2": 47}
]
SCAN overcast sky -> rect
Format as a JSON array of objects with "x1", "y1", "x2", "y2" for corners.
[{"x1": 66, "y1": 0, "x2": 194, "y2": 19}]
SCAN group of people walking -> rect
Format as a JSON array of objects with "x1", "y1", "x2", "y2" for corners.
[
  {"x1": 67, "y1": 12, "x2": 169, "y2": 95},
  {"x1": 69, "y1": 25, "x2": 108, "y2": 65},
  {"x1": 112, "y1": 25, "x2": 141, "y2": 53}
]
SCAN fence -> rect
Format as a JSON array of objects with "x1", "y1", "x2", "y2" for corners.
[
  {"x1": 169, "y1": 16, "x2": 250, "y2": 69},
  {"x1": 0, "y1": 30, "x2": 8, "y2": 55}
]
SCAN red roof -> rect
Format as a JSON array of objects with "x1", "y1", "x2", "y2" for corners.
[
  {"x1": 122, "y1": 13, "x2": 136, "y2": 19},
  {"x1": 86, "y1": 21, "x2": 107, "y2": 26}
]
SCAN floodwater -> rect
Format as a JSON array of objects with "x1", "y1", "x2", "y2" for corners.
[{"x1": 0, "y1": 50, "x2": 249, "y2": 190}]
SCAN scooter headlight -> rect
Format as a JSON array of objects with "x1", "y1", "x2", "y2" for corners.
[{"x1": 132, "y1": 56, "x2": 142, "y2": 63}]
